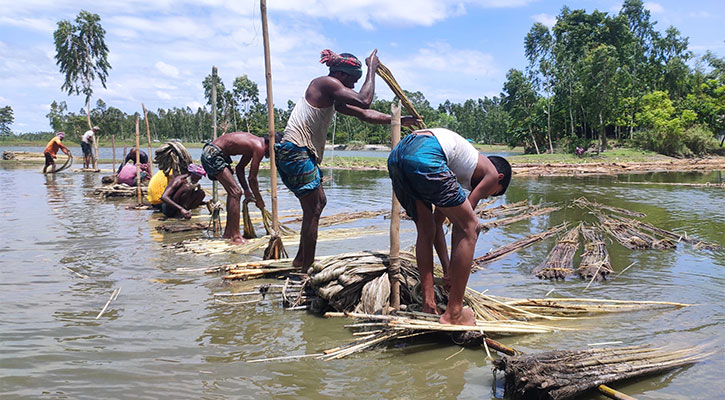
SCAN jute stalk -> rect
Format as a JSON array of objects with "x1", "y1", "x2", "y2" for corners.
[
  {"x1": 135, "y1": 116, "x2": 141, "y2": 205},
  {"x1": 143, "y1": 103, "x2": 153, "y2": 177},
  {"x1": 260, "y1": 0, "x2": 285, "y2": 259},
  {"x1": 389, "y1": 101, "x2": 402, "y2": 310}
]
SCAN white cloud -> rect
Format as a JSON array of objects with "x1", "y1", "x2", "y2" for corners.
[
  {"x1": 644, "y1": 2, "x2": 665, "y2": 14},
  {"x1": 156, "y1": 91, "x2": 172, "y2": 100},
  {"x1": 155, "y1": 61, "x2": 179, "y2": 78},
  {"x1": 531, "y1": 13, "x2": 557, "y2": 28}
]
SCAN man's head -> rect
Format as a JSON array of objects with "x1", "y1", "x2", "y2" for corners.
[
  {"x1": 264, "y1": 132, "x2": 284, "y2": 158},
  {"x1": 487, "y1": 156, "x2": 512, "y2": 196},
  {"x1": 92, "y1": 126, "x2": 100, "y2": 132},
  {"x1": 56, "y1": 132, "x2": 65, "y2": 140},
  {"x1": 320, "y1": 49, "x2": 362, "y2": 88},
  {"x1": 187, "y1": 163, "x2": 206, "y2": 183}
]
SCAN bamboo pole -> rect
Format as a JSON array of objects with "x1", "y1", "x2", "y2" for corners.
[
  {"x1": 111, "y1": 134, "x2": 116, "y2": 181},
  {"x1": 485, "y1": 337, "x2": 636, "y2": 400},
  {"x1": 142, "y1": 103, "x2": 153, "y2": 177},
  {"x1": 135, "y1": 116, "x2": 141, "y2": 205},
  {"x1": 389, "y1": 101, "x2": 402, "y2": 310},
  {"x1": 260, "y1": 0, "x2": 281, "y2": 255},
  {"x1": 211, "y1": 66, "x2": 221, "y2": 235}
]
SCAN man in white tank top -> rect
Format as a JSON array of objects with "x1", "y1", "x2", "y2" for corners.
[
  {"x1": 388, "y1": 128, "x2": 512, "y2": 326},
  {"x1": 277, "y1": 49, "x2": 418, "y2": 273}
]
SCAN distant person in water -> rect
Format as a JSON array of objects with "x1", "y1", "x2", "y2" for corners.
[
  {"x1": 42, "y1": 132, "x2": 71, "y2": 174},
  {"x1": 160, "y1": 163, "x2": 206, "y2": 219},
  {"x1": 81, "y1": 126, "x2": 99, "y2": 169},
  {"x1": 117, "y1": 148, "x2": 149, "y2": 174},
  {"x1": 200, "y1": 131, "x2": 282, "y2": 244},
  {"x1": 388, "y1": 128, "x2": 512, "y2": 326},
  {"x1": 116, "y1": 161, "x2": 150, "y2": 186},
  {"x1": 277, "y1": 48, "x2": 419, "y2": 272}
]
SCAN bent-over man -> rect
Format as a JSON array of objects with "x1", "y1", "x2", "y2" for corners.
[
  {"x1": 387, "y1": 128, "x2": 512, "y2": 326},
  {"x1": 277, "y1": 49, "x2": 418, "y2": 273},
  {"x1": 201, "y1": 131, "x2": 281, "y2": 243},
  {"x1": 161, "y1": 164, "x2": 206, "y2": 219},
  {"x1": 43, "y1": 132, "x2": 71, "y2": 174}
]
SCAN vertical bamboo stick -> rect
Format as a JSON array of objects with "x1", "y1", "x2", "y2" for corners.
[
  {"x1": 135, "y1": 116, "x2": 141, "y2": 205},
  {"x1": 142, "y1": 103, "x2": 153, "y2": 177},
  {"x1": 111, "y1": 134, "x2": 116, "y2": 180},
  {"x1": 389, "y1": 101, "x2": 402, "y2": 310},
  {"x1": 211, "y1": 66, "x2": 221, "y2": 235},
  {"x1": 260, "y1": 0, "x2": 279, "y2": 238}
]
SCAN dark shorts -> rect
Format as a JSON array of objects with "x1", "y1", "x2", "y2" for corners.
[
  {"x1": 161, "y1": 202, "x2": 179, "y2": 218},
  {"x1": 200, "y1": 143, "x2": 233, "y2": 181},
  {"x1": 387, "y1": 134, "x2": 466, "y2": 222},
  {"x1": 81, "y1": 142, "x2": 92, "y2": 157},
  {"x1": 44, "y1": 152, "x2": 54, "y2": 166},
  {"x1": 275, "y1": 142, "x2": 322, "y2": 198}
]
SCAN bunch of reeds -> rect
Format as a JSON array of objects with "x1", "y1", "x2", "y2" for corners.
[
  {"x1": 571, "y1": 196, "x2": 647, "y2": 218},
  {"x1": 493, "y1": 344, "x2": 712, "y2": 400},
  {"x1": 611, "y1": 214, "x2": 721, "y2": 251},
  {"x1": 155, "y1": 141, "x2": 192, "y2": 176},
  {"x1": 476, "y1": 200, "x2": 530, "y2": 219},
  {"x1": 598, "y1": 214, "x2": 675, "y2": 250},
  {"x1": 532, "y1": 224, "x2": 580, "y2": 280},
  {"x1": 261, "y1": 207, "x2": 295, "y2": 236},
  {"x1": 376, "y1": 63, "x2": 425, "y2": 129},
  {"x1": 479, "y1": 206, "x2": 560, "y2": 232},
  {"x1": 93, "y1": 184, "x2": 148, "y2": 198},
  {"x1": 284, "y1": 209, "x2": 387, "y2": 228},
  {"x1": 577, "y1": 224, "x2": 613, "y2": 280},
  {"x1": 155, "y1": 222, "x2": 207, "y2": 233},
  {"x1": 473, "y1": 224, "x2": 567, "y2": 269}
]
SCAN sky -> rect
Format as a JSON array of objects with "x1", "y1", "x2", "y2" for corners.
[{"x1": 1, "y1": 0, "x2": 723, "y2": 133}]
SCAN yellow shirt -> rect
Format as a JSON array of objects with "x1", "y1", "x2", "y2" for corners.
[{"x1": 147, "y1": 171, "x2": 169, "y2": 205}]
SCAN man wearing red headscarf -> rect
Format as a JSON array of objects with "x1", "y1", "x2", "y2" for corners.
[
  {"x1": 43, "y1": 132, "x2": 71, "y2": 174},
  {"x1": 276, "y1": 49, "x2": 419, "y2": 273}
]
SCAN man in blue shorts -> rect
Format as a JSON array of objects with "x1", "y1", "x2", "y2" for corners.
[
  {"x1": 388, "y1": 128, "x2": 511, "y2": 326},
  {"x1": 277, "y1": 48, "x2": 418, "y2": 273},
  {"x1": 81, "y1": 126, "x2": 99, "y2": 169}
]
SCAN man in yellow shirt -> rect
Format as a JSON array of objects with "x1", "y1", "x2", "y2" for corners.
[{"x1": 147, "y1": 170, "x2": 169, "y2": 211}]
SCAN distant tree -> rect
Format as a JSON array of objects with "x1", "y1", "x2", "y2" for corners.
[
  {"x1": 232, "y1": 75, "x2": 260, "y2": 132},
  {"x1": 0, "y1": 106, "x2": 14, "y2": 136},
  {"x1": 54, "y1": 10, "x2": 111, "y2": 129},
  {"x1": 525, "y1": 22, "x2": 555, "y2": 152}
]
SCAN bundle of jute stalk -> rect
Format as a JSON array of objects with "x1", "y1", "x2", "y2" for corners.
[
  {"x1": 376, "y1": 62, "x2": 425, "y2": 129},
  {"x1": 597, "y1": 213, "x2": 676, "y2": 250},
  {"x1": 577, "y1": 224, "x2": 613, "y2": 280},
  {"x1": 531, "y1": 224, "x2": 580, "y2": 280}
]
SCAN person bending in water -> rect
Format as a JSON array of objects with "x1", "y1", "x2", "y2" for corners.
[
  {"x1": 117, "y1": 148, "x2": 149, "y2": 174},
  {"x1": 200, "y1": 131, "x2": 282, "y2": 243},
  {"x1": 42, "y1": 132, "x2": 71, "y2": 174},
  {"x1": 387, "y1": 128, "x2": 511, "y2": 326},
  {"x1": 277, "y1": 48, "x2": 418, "y2": 272},
  {"x1": 160, "y1": 164, "x2": 207, "y2": 219}
]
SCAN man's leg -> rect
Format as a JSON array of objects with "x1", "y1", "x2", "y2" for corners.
[
  {"x1": 215, "y1": 168, "x2": 245, "y2": 244},
  {"x1": 294, "y1": 186, "x2": 326, "y2": 272},
  {"x1": 436, "y1": 201, "x2": 479, "y2": 326},
  {"x1": 186, "y1": 189, "x2": 206, "y2": 210},
  {"x1": 413, "y1": 200, "x2": 438, "y2": 314},
  {"x1": 50, "y1": 158, "x2": 56, "y2": 174}
]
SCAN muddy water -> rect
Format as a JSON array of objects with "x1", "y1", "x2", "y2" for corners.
[{"x1": 1, "y1": 163, "x2": 722, "y2": 399}]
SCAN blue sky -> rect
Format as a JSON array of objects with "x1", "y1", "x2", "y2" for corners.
[{"x1": 1, "y1": 0, "x2": 723, "y2": 133}]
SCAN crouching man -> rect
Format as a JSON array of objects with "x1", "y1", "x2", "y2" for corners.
[{"x1": 387, "y1": 128, "x2": 511, "y2": 326}]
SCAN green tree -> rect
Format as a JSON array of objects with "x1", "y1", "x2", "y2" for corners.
[
  {"x1": 502, "y1": 68, "x2": 541, "y2": 153},
  {"x1": 525, "y1": 22, "x2": 555, "y2": 152},
  {"x1": 54, "y1": 10, "x2": 111, "y2": 129},
  {"x1": 581, "y1": 44, "x2": 621, "y2": 153},
  {"x1": 0, "y1": 106, "x2": 14, "y2": 136},
  {"x1": 232, "y1": 75, "x2": 260, "y2": 132}
]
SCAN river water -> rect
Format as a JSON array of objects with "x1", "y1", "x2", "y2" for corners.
[{"x1": 0, "y1": 160, "x2": 723, "y2": 399}]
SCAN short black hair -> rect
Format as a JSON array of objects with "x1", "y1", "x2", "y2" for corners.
[
  {"x1": 264, "y1": 132, "x2": 284, "y2": 146},
  {"x1": 488, "y1": 155, "x2": 512, "y2": 196}
]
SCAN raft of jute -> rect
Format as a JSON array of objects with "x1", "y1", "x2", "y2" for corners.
[
  {"x1": 531, "y1": 224, "x2": 580, "y2": 280},
  {"x1": 93, "y1": 184, "x2": 148, "y2": 198},
  {"x1": 282, "y1": 209, "x2": 388, "y2": 228},
  {"x1": 610, "y1": 214, "x2": 721, "y2": 251},
  {"x1": 479, "y1": 206, "x2": 561, "y2": 232},
  {"x1": 577, "y1": 224, "x2": 614, "y2": 281},
  {"x1": 572, "y1": 196, "x2": 646, "y2": 218},
  {"x1": 473, "y1": 224, "x2": 568, "y2": 269},
  {"x1": 597, "y1": 214, "x2": 676, "y2": 250},
  {"x1": 493, "y1": 344, "x2": 712, "y2": 400},
  {"x1": 476, "y1": 200, "x2": 531, "y2": 219}
]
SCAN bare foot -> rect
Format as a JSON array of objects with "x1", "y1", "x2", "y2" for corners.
[
  {"x1": 228, "y1": 236, "x2": 248, "y2": 245},
  {"x1": 439, "y1": 306, "x2": 476, "y2": 326}
]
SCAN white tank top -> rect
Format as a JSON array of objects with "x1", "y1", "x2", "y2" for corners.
[
  {"x1": 283, "y1": 97, "x2": 335, "y2": 162},
  {"x1": 426, "y1": 128, "x2": 479, "y2": 191}
]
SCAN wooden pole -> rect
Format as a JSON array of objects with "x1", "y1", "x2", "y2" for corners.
[
  {"x1": 111, "y1": 134, "x2": 116, "y2": 181},
  {"x1": 135, "y1": 116, "x2": 141, "y2": 205},
  {"x1": 143, "y1": 103, "x2": 153, "y2": 177},
  {"x1": 260, "y1": 0, "x2": 279, "y2": 237},
  {"x1": 211, "y1": 66, "x2": 221, "y2": 235},
  {"x1": 389, "y1": 101, "x2": 402, "y2": 310}
]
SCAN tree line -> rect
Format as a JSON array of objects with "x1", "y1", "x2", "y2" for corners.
[{"x1": 5, "y1": 0, "x2": 724, "y2": 156}]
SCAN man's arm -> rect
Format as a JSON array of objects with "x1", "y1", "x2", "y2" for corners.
[
  {"x1": 335, "y1": 103, "x2": 420, "y2": 126},
  {"x1": 468, "y1": 155, "x2": 501, "y2": 206},
  {"x1": 60, "y1": 142, "x2": 71, "y2": 155},
  {"x1": 246, "y1": 150, "x2": 266, "y2": 209},
  {"x1": 161, "y1": 176, "x2": 190, "y2": 218},
  {"x1": 234, "y1": 155, "x2": 253, "y2": 200},
  {"x1": 432, "y1": 208, "x2": 450, "y2": 280}
]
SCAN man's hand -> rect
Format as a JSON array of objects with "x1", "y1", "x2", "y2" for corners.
[
  {"x1": 401, "y1": 116, "x2": 422, "y2": 127},
  {"x1": 243, "y1": 190, "x2": 254, "y2": 202},
  {"x1": 255, "y1": 198, "x2": 265, "y2": 210},
  {"x1": 180, "y1": 208, "x2": 191, "y2": 219},
  {"x1": 365, "y1": 49, "x2": 379, "y2": 69}
]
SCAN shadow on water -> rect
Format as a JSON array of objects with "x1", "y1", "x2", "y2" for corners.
[{"x1": 0, "y1": 162, "x2": 723, "y2": 399}]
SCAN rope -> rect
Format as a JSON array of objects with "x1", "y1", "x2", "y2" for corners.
[{"x1": 53, "y1": 154, "x2": 73, "y2": 173}]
